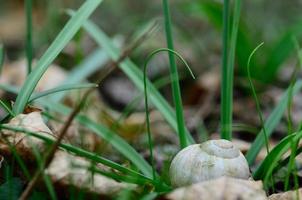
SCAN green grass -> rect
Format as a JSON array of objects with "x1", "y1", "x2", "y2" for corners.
[
  {"x1": 3, "y1": 0, "x2": 302, "y2": 197},
  {"x1": 143, "y1": 48, "x2": 195, "y2": 179},
  {"x1": 246, "y1": 42, "x2": 270, "y2": 155},
  {"x1": 220, "y1": 0, "x2": 241, "y2": 140},
  {"x1": 13, "y1": 0, "x2": 102, "y2": 115},
  {"x1": 246, "y1": 80, "x2": 302, "y2": 164},
  {"x1": 72, "y1": 11, "x2": 195, "y2": 144},
  {"x1": 284, "y1": 37, "x2": 302, "y2": 191},
  {"x1": 0, "y1": 125, "x2": 162, "y2": 188},
  {"x1": 162, "y1": 0, "x2": 189, "y2": 148},
  {"x1": 25, "y1": 0, "x2": 33, "y2": 74},
  {"x1": 253, "y1": 130, "x2": 302, "y2": 189}
]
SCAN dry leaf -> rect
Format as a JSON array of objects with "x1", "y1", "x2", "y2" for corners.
[
  {"x1": 0, "y1": 111, "x2": 56, "y2": 159},
  {"x1": 164, "y1": 177, "x2": 267, "y2": 200},
  {"x1": 269, "y1": 189, "x2": 302, "y2": 200},
  {"x1": 46, "y1": 151, "x2": 135, "y2": 197}
]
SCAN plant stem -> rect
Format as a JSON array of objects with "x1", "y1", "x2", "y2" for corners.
[
  {"x1": 25, "y1": 0, "x2": 33, "y2": 75},
  {"x1": 162, "y1": 0, "x2": 188, "y2": 148},
  {"x1": 221, "y1": 0, "x2": 242, "y2": 140},
  {"x1": 221, "y1": 0, "x2": 231, "y2": 139}
]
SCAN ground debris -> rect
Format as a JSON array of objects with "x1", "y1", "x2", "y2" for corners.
[
  {"x1": 269, "y1": 189, "x2": 302, "y2": 200},
  {"x1": 163, "y1": 177, "x2": 267, "y2": 200},
  {"x1": 0, "y1": 111, "x2": 135, "y2": 198}
]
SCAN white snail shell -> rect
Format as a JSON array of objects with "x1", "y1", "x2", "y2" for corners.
[{"x1": 169, "y1": 139, "x2": 250, "y2": 187}]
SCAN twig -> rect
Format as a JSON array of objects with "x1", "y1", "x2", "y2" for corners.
[{"x1": 19, "y1": 20, "x2": 158, "y2": 200}]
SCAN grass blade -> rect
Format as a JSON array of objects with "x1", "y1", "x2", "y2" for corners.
[
  {"x1": 29, "y1": 83, "x2": 97, "y2": 102},
  {"x1": 0, "y1": 125, "x2": 155, "y2": 185},
  {"x1": 68, "y1": 12, "x2": 195, "y2": 144},
  {"x1": 246, "y1": 80, "x2": 302, "y2": 164},
  {"x1": 25, "y1": 0, "x2": 33, "y2": 74},
  {"x1": 143, "y1": 48, "x2": 195, "y2": 179},
  {"x1": 0, "y1": 83, "x2": 97, "y2": 103},
  {"x1": 162, "y1": 0, "x2": 188, "y2": 148},
  {"x1": 13, "y1": 0, "x2": 102, "y2": 115},
  {"x1": 50, "y1": 48, "x2": 110, "y2": 102},
  {"x1": 44, "y1": 102, "x2": 155, "y2": 178},
  {"x1": 220, "y1": 0, "x2": 242, "y2": 140},
  {"x1": 0, "y1": 100, "x2": 15, "y2": 117},
  {"x1": 220, "y1": 0, "x2": 230, "y2": 139},
  {"x1": 253, "y1": 131, "x2": 302, "y2": 188},
  {"x1": 247, "y1": 42, "x2": 270, "y2": 154}
]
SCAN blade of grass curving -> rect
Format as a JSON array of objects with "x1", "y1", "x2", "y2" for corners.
[
  {"x1": 29, "y1": 83, "x2": 97, "y2": 102},
  {"x1": 111, "y1": 73, "x2": 187, "y2": 133},
  {"x1": 143, "y1": 48, "x2": 195, "y2": 178},
  {"x1": 162, "y1": 0, "x2": 188, "y2": 148},
  {"x1": 246, "y1": 80, "x2": 302, "y2": 165},
  {"x1": 247, "y1": 42, "x2": 270, "y2": 155},
  {"x1": 68, "y1": 11, "x2": 195, "y2": 144},
  {"x1": 13, "y1": 0, "x2": 102, "y2": 115},
  {"x1": 25, "y1": 0, "x2": 33, "y2": 74},
  {"x1": 221, "y1": 0, "x2": 242, "y2": 140},
  {"x1": 253, "y1": 131, "x2": 302, "y2": 188}
]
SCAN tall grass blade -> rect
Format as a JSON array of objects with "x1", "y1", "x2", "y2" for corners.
[
  {"x1": 25, "y1": 0, "x2": 33, "y2": 75},
  {"x1": 223, "y1": 0, "x2": 241, "y2": 138},
  {"x1": 162, "y1": 0, "x2": 188, "y2": 148},
  {"x1": 13, "y1": 0, "x2": 102, "y2": 115},
  {"x1": 220, "y1": 0, "x2": 231, "y2": 139}
]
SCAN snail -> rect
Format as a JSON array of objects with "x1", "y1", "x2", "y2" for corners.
[{"x1": 169, "y1": 139, "x2": 250, "y2": 187}]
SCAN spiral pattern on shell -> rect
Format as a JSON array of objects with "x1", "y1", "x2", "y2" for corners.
[{"x1": 169, "y1": 139, "x2": 250, "y2": 187}]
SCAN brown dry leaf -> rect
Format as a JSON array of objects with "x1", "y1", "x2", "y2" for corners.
[
  {"x1": 0, "y1": 111, "x2": 56, "y2": 159},
  {"x1": 164, "y1": 177, "x2": 267, "y2": 200},
  {"x1": 46, "y1": 151, "x2": 135, "y2": 197},
  {"x1": 269, "y1": 189, "x2": 302, "y2": 200}
]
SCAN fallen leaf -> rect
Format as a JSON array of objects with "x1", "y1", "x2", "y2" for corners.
[
  {"x1": 0, "y1": 111, "x2": 56, "y2": 160},
  {"x1": 46, "y1": 151, "x2": 135, "y2": 197},
  {"x1": 164, "y1": 177, "x2": 267, "y2": 200},
  {"x1": 268, "y1": 189, "x2": 302, "y2": 200}
]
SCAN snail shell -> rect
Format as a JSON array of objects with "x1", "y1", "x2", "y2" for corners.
[{"x1": 169, "y1": 139, "x2": 250, "y2": 187}]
